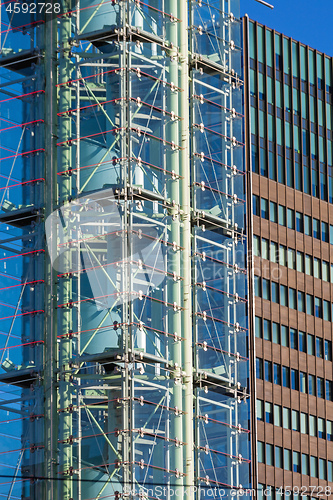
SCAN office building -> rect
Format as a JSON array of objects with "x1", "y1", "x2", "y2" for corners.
[{"x1": 244, "y1": 17, "x2": 333, "y2": 498}]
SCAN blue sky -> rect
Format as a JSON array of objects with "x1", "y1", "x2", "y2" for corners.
[{"x1": 240, "y1": 0, "x2": 333, "y2": 56}]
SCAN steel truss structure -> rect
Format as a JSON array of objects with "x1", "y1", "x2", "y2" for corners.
[{"x1": 0, "y1": 0, "x2": 250, "y2": 498}]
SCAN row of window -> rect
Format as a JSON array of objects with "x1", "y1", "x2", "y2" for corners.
[
  {"x1": 258, "y1": 442, "x2": 333, "y2": 480},
  {"x1": 253, "y1": 195, "x2": 333, "y2": 243},
  {"x1": 255, "y1": 317, "x2": 332, "y2": 360},
  {"x1": 258, "y1": 485, "x2": 319, "y2": 500},
  {"x1": 253, "y1": 234, "x2": 333, "y2": 282},
  {"x1": 255, "y1": 277, "x2": 332, "y2": 321},
  {"x1": 256, "y1": 358, "x2": 333, "y2": 400},
  {"x1": 251, "y1": 138, "x2": 333, "y2": 202},
  {"x1": 249, "y1": 21, "x2": 333, "y2": 202},
  {"x1": 249, "y1": 22, "x2": 333, "y2": 91},
  {"x1": 257, "y1": 399, "x2": 333, "y2": 440},
  {"x1": 249, "y1": 53, "x2": 333, "y2": 101}
]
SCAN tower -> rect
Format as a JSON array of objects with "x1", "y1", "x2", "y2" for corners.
[{"x1": 0, "y1": 0, "x2": 249, "y2": 498}]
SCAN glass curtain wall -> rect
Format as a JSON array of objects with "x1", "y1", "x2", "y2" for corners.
[
  {"x1": 0, "y1": 4, "x2": 46, "y2": 499},
  {"x1": 248, "y1": 21, "x2": 333, "y2": 202},
  {"x1": 0, "y1": 0, "x2": 249, "y2": 498},
  {"x1": 190, "y1": 0, "x2": 250, "y2": 496}
]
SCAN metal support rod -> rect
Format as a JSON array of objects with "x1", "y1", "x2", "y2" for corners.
[{"x1": 254, "y1": 0, "x2": 274, "y2": 8}]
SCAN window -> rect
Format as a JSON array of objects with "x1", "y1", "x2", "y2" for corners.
[
  {"x1": 278, "y1": 205, "x2": 286, "y2": 226},
  {"x1": 255, "y1": 316, "x2": 262, "y2": 338},
  {"x1": 274, "y1": 404, "x2": 282, "y2": 426},
  {"x1": 266, "y1": 444, "x2": 274, "y2": 466},
  {"x1": 280, "y1": 285, "x2": 288, "y2": 306},
  {"x1": 292, "y1": 410, "x2": 300, "y2": 431},
  {"x1": 301, "y1": 413, "x2": 308, "y2": 434},
  {"x1": 279, "y1": 244, "x2": 287, "y2": 266},
  {"x1": 296, "y1": 211, "x2": 303, "y2": 232},
  {"x1": 293, "y1": 451, "x2": 301, "y2": 473},
  {"x1": 281, "y1": 325, "x2": 289, "y2": 347},
  {"x1": 253, "y1": 235, "x2": 260, "y2": 256},
  {"x1": 308, "y1": 374, "x2": 316, "y2": 396},
  {"x1": 304, "y1": 214, "x2": 312, "y2": 236},
  {"x1": 255, "y1": 276, "x2": 261, "y2": 297},
  {"x1": 322, "y1": 221, "x2": 329, "y2": 242},
  {"x1": 282, "y1": 366, "x2": 290, "y2": 388},
  {"x1": 291, "y1": 369, "x2": 299, "y2": 390},
  {"x1": 317, "y1": 377, "x2": 325, "y2": 399},
  {"x1": 300, "y1": 371, "x2": 307, "y2": 393},
  {"x1": 256, "y1": 358, "x2": 263, "y2": 379},
  {"x1": 270, "y1": 201, "x2": 277, "y2": 222},
  {"x1": 274, "y1": 446, "x2": 283, "y2": 468},
  {"x1": 306, "y1": 294, "x2": 314, "y2": 315},
  {"x1": 322, "y1": 260, "x2": 330, "y2": 281},
  {"x1": 265, "y1": 360, "x2": 272, "y2": 382},
  {"x1": 315, "y1": 297, "x2": 322, "y2": 318},
  {"x1": 314, "y1": 257, "x2": 321, "y2": 279},
  {"x1": 287, "y1": 208, "x2": 295, "y2": 229},
  {"x1": 263, "y1": 319, "x2": 271, "y2": 341},
  {"x1": 323, "y1": 300, "x2": 331, "y2": 321},
  {"x1": 270, "y1": 241, "x2": 278, "y2": 263},
  {"x1": 305, "y1": 254, "x2": 313, "y2": 275},
  {"x1": 284, "y1": 449, "x2": 292, "y2": 471},
  {"x1": 258, "y1": 441, "x2": 265, "y2": 463},
  {"x1": 327, "y1": 420, "x2": 333, "y2": 441},
  {"x1": 261, "y1": 198, "x2": 269, "y2": 219},
  {"x1": 318, "y1": 418, "x2": 326, "y2": 439},
  {"x1": 316, "y1": 337, "x2": 323, "y2": 358},
  {"x1": 310, "y1": 456, "x2": 318, "y2": 478},
  {"x1": 326, "y1": 380, "x2": 333, "y2": 401},
  {"x1": 265, "y1": 402, "x2": 273, "y2": 423},
  {"x1": 257, "y1": 399, "x2": 264, "y2": 421},
  {"x1": 298, "y1": 291, "x2": 305, "y2": 312},
  {"x1": 290, "y1": 328, "x2": 297, "y2": 349},
  {"x1": 262, "y1": 279, "x2": 270, "y2": 300},
  {"x1": 261, "y1": 238, "x2": 269, "y2": 259},
  {"x1": 287, "y1": 248, "x2": 295, "y2": 269},
  {"x1": 297, "y1": 251, "x2": 304, "y2": 272},
  {"x1": 325, "y1": 340, "x2": 332, "y2": 361},
  {"x1": 299, "y1": 331, "x2": 306, "y2": 352},
  {"x1": 329, "y1": 461, "x2": 333, "y2": 482},
  {"x1": 331, "y1": 224, "x2": 333, "y2": 244},
  {"x1": 257, "y1": 485, "x2": 264, "y2": 500},
  {"x1": 272, "y1": 322, "x2": 280, "y2": 344},
  {"x1": 302, "y1": 454, "x2": 309, "y2": 475},
  {"x1": 309, "y1": 415, "x2": 317, "y2": 436},
  {"x1": 313, "y1": 218, "x2": 320, "y2": 239},
  {"x1": 253, "y1": 195, "x2": 260, "y2": 216},
  {"x1": 271, "y1": 282, "x2": 279, "y2": 303},
  {"x1": 319, "y1": 458, "x2": 327, "y2": 480},
  {"x1": 307, "y1": 334, "x2": 315, "y2": 355},
  {"x1": 289, "y1": 287, "x2": 296, "y2": 309},
  {"x1": 274, "y1": 363, "x2": 281, "y2": 385}
]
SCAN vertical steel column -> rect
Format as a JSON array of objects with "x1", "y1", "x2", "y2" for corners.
[
  {"x1": 166, "y1": 2, "x2": 184, "y2": 489},
  {"x1": 178, "y1": 0, "x2": 194, "y2": 494},
  {"x1": 43, "y1": 13, "x2": 59, "y2": 500},
  {"x1": 58, "y1": 3, "x2": 74, "y2": 498}
]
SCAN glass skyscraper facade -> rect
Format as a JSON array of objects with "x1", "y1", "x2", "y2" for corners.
[
  {"x1": 247, "y1": 19, "x2": 333, "y2": 199},
  {"x1": 244, "y1": 17, "x2": 333, "y2": 498},
  {"x1": 0, "y1": 1, "x2": 250, "y2": 499}
]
